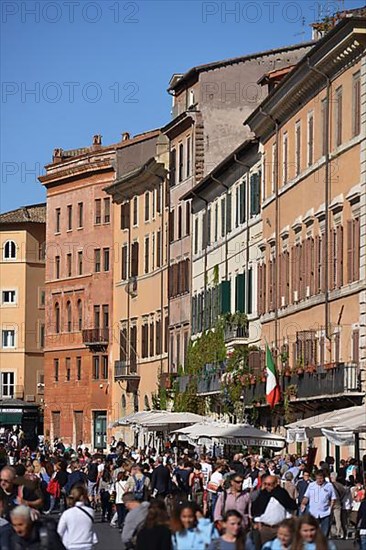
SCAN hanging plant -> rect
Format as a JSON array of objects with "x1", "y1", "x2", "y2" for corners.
[{"x1": 305, "y1": 364, "x2": 316, "y2": 374}]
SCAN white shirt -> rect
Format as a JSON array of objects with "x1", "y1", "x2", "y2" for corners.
[
  {"x1": 201, "y1": 462, "x2": 212, "y2": 488},
  {"x1": 58, "y1": 502, "x2": 97, "y2": 550},
  {"x1": 115, "y1": 479, "x2": 127, "y2": 504},
  {"x1": 208, "y1": 470, "x2": 223, "y2": 493},
  {"x1": 254, "y1": 497, "x2": 292, "y2": 526}
]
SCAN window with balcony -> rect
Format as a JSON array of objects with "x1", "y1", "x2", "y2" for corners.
[
  {"x1": 78, "y1": 202, "x2": 83, "y2": 228},
  {"x1": 103, "y1": 305, "x2": 109, "y2": 328},
  {"x1": 55, "y1": 302, "x2": 60, "y2": 333},
  {"x1": 3, "y1": 240, "x2": 16, "y2": 260},
  {"x1": 94, "y1": 305, "x2": 100, "y2": 328},
  {"x1": 2, "y1": 329, "x2": 15, "y2": 348},
  {"x1": 94, "y1": 249, "x2": 101, "y2": 272},
  {"x1": 67, "y1": 205, "x2": 72, "y2": 231},
  {"x1": 54, "y1": 359, "x2": 59, "y2": 382},
  {"x1": 103, "y1": 248, "x2": 110, "y2": 272},
  {"x1": 1, "y1": 372, "x2": 14, "y2": 397},
  {"x1": 95, "y1": 199, "x2": 101, "y2": 225},
  {"x1": 55, "y1": 208, "x2": 61, "y2": 233},
  {"x1": 2, "y1": 290, "x2": 16, "y2": 305},
  {"x1": 76, "y1": 356, "x2": 81, "y2": 380},
  {"x1": 104, "y1": 197, "x2": 110, "y2": 223},
  {"x1": 353, "y1": 72, "x2": 361, "y2": 137}
]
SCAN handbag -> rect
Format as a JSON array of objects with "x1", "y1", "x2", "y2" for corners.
[{"x1": 47, "y1": 478, "x2": 61, "y2": 498}]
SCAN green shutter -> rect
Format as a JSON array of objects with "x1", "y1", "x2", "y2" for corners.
[
  {"x1": 248, "y1": 268, "x2": 253, "y2": 314},
  {"x1": 220, "y1": 280, "x2": 231, "y2": 314},
  {"x1": 235, "y1": 273, "x2": 245, "y2": 313},
  {"x1": 250, "y1": 172, "x2": 261, "y2": 216},
  {"x1": 226, "y1": 192, "x2": 232, "y2": 233}
]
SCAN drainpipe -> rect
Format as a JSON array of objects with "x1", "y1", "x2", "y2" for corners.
[
  {"x1": 307, "y1": 59, "x2": 331, "y2": 343},
  {"x1": 211, "y1": 175, "x2": 229, "y2": 281},
  {"x1": 233, "y1": 156, "x2": 252, "y2": 317}
]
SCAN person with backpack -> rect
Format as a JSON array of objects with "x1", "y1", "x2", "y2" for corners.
[
  {"x1": 125, "y1": 464, "x2": 151, "y2": 502},
  {"x1": 213, "y1": 473, "x2": 250, "y2": 530},
  {"x1": 86, "y1": 458, "x2": 99, "y2": 507},
  {"x1": 189, "y1": 463, "x2": 204, "y2": 508},
  {"x1": 57, "y1": 485, "x2": 98, "y2": 550},
  {"x1": 121, "y1": 492, "x2": 150, "y2": 550}
]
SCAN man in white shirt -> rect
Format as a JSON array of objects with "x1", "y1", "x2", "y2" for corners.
[{"x1": 301, "y1": 470, "x2": 336, "y2": 536}]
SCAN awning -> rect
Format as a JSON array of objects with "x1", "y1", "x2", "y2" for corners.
[
  {"x1": 0, "y1": 407, "x2": 23, "y2": 425},
  {"x1": 172, "y1": 422, "x2": 286, "y2": 449},
  {"x1": 113, "y1": 411, "x2": 205, "y2": 431}
]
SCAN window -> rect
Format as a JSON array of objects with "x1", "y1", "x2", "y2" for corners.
[
  {"x1": 307, "y1": 113, "x2": 314, "y2": 167},
  {"x1": 155, "y1": 318, "x2": 162, "y2": 355},
  {"x1": 237, "y1": 181, "x2": 246, "y2": 225},
  {"x1": 39, "y1": 323, "x2": 45, "y2": 348},
  {"x1": 186, "y1": 202, "x2": 191, "y2": 236},
  {"x1": 194, "y1": 218, "x2": 199, "y2": 254},
  {"x1": 66, "y1": 357, "x2": 71, "y2": 381},
  {"x1": 78, "y1": 202, "x2": 83, "y2": 228},
  {"x1": 2, "y1": 290, "x2": 16, "y2": 305},
  {"x1": 94, "y1": 305, "x2": 100, "y2": 328},
  {"x1": 77, "y1": 299, "x2": 82, "y2": 331},
  {"x1": 152, "y1": 189, "x2": 156, "y2": 219},
  {"x1": 3, "y1": 240, "x2": 16, "y2": 260},
  {"x1": 178, "y1": 143, "x2": 184, "y2": 182},
  {"x1": 170, "y1": 148, "x2": 176, "y2": 187},
  {"x1": 103, "y1": 248, "x2": 110, "y2": 272},
  {"x1": 93, "y1": 356, "x2": 100, "y2": 379},
  {"x1": 76, "y1": 357, "x2": 81, "y2": 380},
  {"x1": 214, "y1": 202, "x2": 218, "y2": 242},
  {"x1": 121, "y1": 245, "x2": 128, "y2": 280},
  {"x1": 67, "y1": 205, "x2": 72, "y2": 231},
  {"x1": 78, "y1": 251, "x2": 83, "y2": 275},
  {"x1": 220, "y1": 197, "x2": 226, "y2": 239},
  {"x1": 347, "y1": 218, "x2": 360, "y2": 283},
  {"x1": 141, "y1": 323, "x2": 148, "y2": 358},
  {"x1": 102, "y1": 356, "x2": 108, "y2": 379},
  {"x1": 321, "y1": 98, "x2": 327, "y2": 157},
  {"x1": 131, "y1": 242, "x2": 139, "y2": 277},
  {"x1": 151, "y1": 233, "x2": 155, "y2": 271},
  {"x1": 178, "y1": 206, "x2": 182, "y2": 240},
  {"x1": 121, "y1": 202, "x2": 130, "y2": 229},
  {"x1": 250, "y1": 172, "x2": 261, "y2": 216},
  {"x1": 53, "y1": 255, "x2": 60, "y2": 279},
  {"x1": 104, "y1": 197, "x2": 110, "y2": 223},
  {"x1": 54, "y1": 359, "x2": 59, "y2": 382},
  {"x1": 271, "y1": 143, "x2": 276, "y2": 193},
  {"x1": 1, "y1": 372, "x2": 14, "y2": 398},
  {"x1": 150, "y1": 321, "x2": 154, "y2": 357},
  {"x1": 66, "y1": 253, "x2": 72, "y2": 277},
  {"x1": 55, "y1": 208, "x2": 61, "y2": 233},
  {"x1": 103, "y1": 305, "x2": 109, "y2": 328},
  {"x1": 335, "y1": 86, "x2": 343, "y2": 148},
  {"x1": 353, "y1": 72, "x2": 361, "y2": 137},
  {"x1": 283, "y1": 133, "x2": 288, "y2": 184},
  {"x1": 145, "y1": 192, "x2": 150, "y2": 222},
  {"x1": 94, "y1": 249, "x2": 101, "y2": 272},
  {"x1": 39, "y1": 289, "x2": 45, "y2": 308},
  {"x1": 169, "y1": 210, "x2": 175, "y2": 243},
  {"x1": 55, "y1": 303, "x2": 60, "y2": 333},
  {"x1": 156, "y1": 230, "x2": 161, "y2": 268},
  {"x1": 295, "y1": 121, "x2": 301, "y2": 176},
  {"x1": 39, "y1": 242, "x2": 46, "y2": 261},
  {"x1": 66, "y1": 301, "x2": 72, "y2": 332},
  {"x1": 95, "y1": 199, "x2": 101, "y2": 224},
  {"x1": 144, "y1": 237, "x2": 149, "y2": 274},
  {"x1": 133, "y1": 197, "x2": 138, "y2": 226},
  {"x1": 157, "y1": 186, "x2": 162, "y2": 214},
  {"x1": 186, "y1": 137, "x2": 191, "y2": 177},
  {"x1": 2, "y1": 329, "x2": 15, "y2": 348}
]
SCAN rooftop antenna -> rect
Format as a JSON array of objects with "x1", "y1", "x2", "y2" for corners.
[{"x1": 294, "y1": 16, "x2": 306, "y2": 37}]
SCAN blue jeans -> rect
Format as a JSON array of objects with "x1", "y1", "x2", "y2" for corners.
[
  {"x1": 319, "y1": 515, "x2": 331, "y2": 537},
  {"x1": 360, "y1": 536, "x2": 366, "y2": 550}
]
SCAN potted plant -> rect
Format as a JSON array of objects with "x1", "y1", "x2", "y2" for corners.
[{"x1": 305, "y1": 364, "x2": 317, "y2": 374}]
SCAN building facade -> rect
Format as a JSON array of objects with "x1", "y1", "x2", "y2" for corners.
[
  {"x1": 105, "y1": 135, "x2": 169, "y2": 439},
  {"x1": 164, "y1": 42, "x2": 313, "y2": 373},
  {"x1": 244, "y1": 17, "x2": 366, "y2": 452},
  {"x1": 0, "y1": 204, "x2": 46, "y2": 442}
]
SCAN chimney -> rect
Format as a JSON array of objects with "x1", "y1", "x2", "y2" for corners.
[
  {"x1": 92, "y1": 134, "x2": 102, "y2": 146},
  {"x1": 53, "y1": 148, "x2": 63, "y2": 163},
  {"x1": 121, "y1": 132, "x2": 130, "y2": 142}
]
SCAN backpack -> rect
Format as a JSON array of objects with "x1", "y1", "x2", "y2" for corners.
[
  {"x1": 87, "y1": 462, "x2": 98, "y2": 482},
  {"x1": 133, "y1": 475, "x2": 146, "y2": 501},
  {"x1": 192, "y1": 474, "x2": 203, "y2": 496}
]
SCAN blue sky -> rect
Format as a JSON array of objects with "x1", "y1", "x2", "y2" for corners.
[{"x1": 1, "y1": 0, "x2": 364, "y2": 213}]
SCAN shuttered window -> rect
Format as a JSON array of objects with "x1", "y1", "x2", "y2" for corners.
[
  {"x1": 250, "y1": 172, "x2": 261, "y2": 216},
  {"x1": 347, "y1": 218, "x2": 360, "y2": 283},
  {"x1": 170, "y1": 149, "x2": 176, "y2": 187},
  {"x1": 221, "y1": 197, "x2": 226, "y2": 238},
  {"x1": 336, "y1": 225, "x2": 343, "y2": 288},
  {"x1": 131, "y1": 242, "x2": 139, "y2": 277},
  {"x1": 235, "y1": 274, "x2": 245, "y2": 313},
  {"x1": 156, "y1": 319, "x2": 162, "y2": 356},
  {"x1": 307, "y1": 113, "x2": 314, "y2": 167},
  {"x1": 121, "y1": 202, "x2": 130, "y2": 230},
  {"x1": 247, "y1": 268, "x2": 252, "y2": 314},
  {"x1": 169, "y1": 210, "x2": 175, "y2": 243},
  {"x1": 239, "y1": 182, "x2": 246, "y2": 224},
  {"x1": 120, "y1": 328, "x2": 128, "y2": 361},
  {"x1": 121, "y1": 245, "x2": 128, "y2": 280},
  {"x1": 352, "y1": 329, "x2": 359, "y2": 364},
  {"x1": 335, "y1": 86, "x2": 343, "y2": 147},
  {"x1": 130, "y1": 326, "x2": 137, "y2": 371},
  {"x1": 141, "y1": 323, "x2": 148, "y2": 358},
  {"x1": 226, "y1": 191, "x2": 232, "y2": 233},
  {"x1": 220, "y1": 280, "x2": 231, "y2": 314},
  {"x1": 150, "y1": 322, "x2": 154, "y2": 357}
]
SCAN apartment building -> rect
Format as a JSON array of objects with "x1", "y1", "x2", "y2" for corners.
[
  {"x1": 244, "y1": 17, "x2": 366, "y2": 451},
  {"x1": 105, "y1": 134, "x2": 169, "y2": 436},
  {"x1": 164, "y1": 42, "x2": 313, "y2": 372},
  {"x1": 0, "y1": 203, "x2": 46, "y2": 444}
]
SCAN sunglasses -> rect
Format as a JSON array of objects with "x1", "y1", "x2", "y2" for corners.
[{"x1": 233, "y1": 479, "x2": 243, "y2": 483}]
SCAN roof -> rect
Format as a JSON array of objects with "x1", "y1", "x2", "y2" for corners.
[
  {"x1": 0, "y1": 203, "x2": 46, "y2": 224},
  {"x1": 168, "y1": 41, "x2": 315, "y2": 93}
]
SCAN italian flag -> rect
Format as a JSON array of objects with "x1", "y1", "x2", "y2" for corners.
[{"x1": 266, "y1": 344, "x2": 281, "y2": 408}]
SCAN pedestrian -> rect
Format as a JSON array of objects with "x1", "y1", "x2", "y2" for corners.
[
  {"x1": 121, "y1": 492, "x2": 150, "y2": 550},
  {"x1": 296, "y1": 471, "x2": 311, "y2": 513},
  {"x1": 261, "y1": 518, "x2": 295, "y2": 550},
  {"x1": 57, "y1": 485, "x2": 97, "y2": 550},
  {"x1": 283, "y1": 472, "x2": 298, "y2": 501},
  {"x1": 214, "y1": 473, "x2": 250, "y2": 530},
  {"x1": 291, "y1": 514, "x2": 336, "y2": 550},
  {"x1": 301, "y1": 471, "x2": 336, "y2": 537},
  {"x1": 209, "y1": 509, "x2": 256, "y2": 550},
  {"x1": 114, "y1": 470, "x2": 128, "y2": 531},
  {"x1": 99, "y1": 466, "x2": 113, "y2": 523},
  {"x1": 357, "y1": 495, "x2": 366, "y2": 549},
  {"x1": 189, "y1": 462, "x2": 204, "y2": 508},
  {"x1": 136, "y1": 499, "x2": 172, "y2": 550},
  {"x1": 207, "y1": 460, "x2": 226, "y2": 518},
  {"x1": 151, "y1": 456, "x2": 171, "y2": 498},
  {"x1": 171, "y1": 501, "x2": 217, "y2": 550},
  {"x1": 329, "y1": 472, "x2": 346, "y2": 539},
  {"x1": 10, "y1": 504, "x2": 66, "y2": 549}
]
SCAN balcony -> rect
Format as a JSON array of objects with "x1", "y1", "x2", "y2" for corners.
[
  {"x1": 114, "y1": 360, "x2": 140, "y2": 392},
  {"x1": 242, "y1": 362, "x2": 362, "y2": 408},
  {"x1": 224, "y1": 325, "x2": 249, "y2": 344},
  {"x1": 82, "y1": 328, "x2": 109, "y2": 350}
]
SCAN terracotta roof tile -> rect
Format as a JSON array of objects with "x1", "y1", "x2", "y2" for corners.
[{"x1": 0, "y1": 203, "x2": 46, "y2": 224}]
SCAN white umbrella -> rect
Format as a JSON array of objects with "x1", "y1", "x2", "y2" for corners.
[
  {"x1": 286, "y1": 405, "x2": 366, "y2": 436},
  {"x1": 140, "y1": 412, "x2": 205, "y2": 431}
]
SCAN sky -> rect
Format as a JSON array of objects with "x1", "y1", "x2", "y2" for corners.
[{"x1": 1, "y1": 0, "x2": 364, "y2": 213}]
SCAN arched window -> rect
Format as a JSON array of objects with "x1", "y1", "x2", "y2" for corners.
[
  {"x1": 77, "y1": 299, "x2": 83, "y2": 331},
  {"x1": 66, "y1": 301, "x2": 72, "y2": 332},
  {"x1": 55, "y1": 303, "x2": 60, "y2": 334},
  {"x1": 4, "y1": 240, "x2": 16, "y2": 260}
]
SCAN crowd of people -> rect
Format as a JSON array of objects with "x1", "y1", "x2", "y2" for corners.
[{"x1": 0, "y1": 428, "x2": 365, "y2": 549}]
